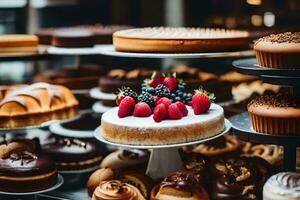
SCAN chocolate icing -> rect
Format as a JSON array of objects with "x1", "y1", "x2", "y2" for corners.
[{"x1": 41, "y1": 135, "x2": 98, "y2": 162}]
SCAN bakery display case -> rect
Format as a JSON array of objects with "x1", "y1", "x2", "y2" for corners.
[{"x1": 0, "y1": 0, "x2": 299, "y2": 199}]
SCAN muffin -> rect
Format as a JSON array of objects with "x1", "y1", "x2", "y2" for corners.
[
  {"x1": 263, "y1": 172, "x2": 300, "y2": 200},
  {"x1": 0, "y1": 139, "x2": 58, "y2": 193},
  {"x1": 254, "y1": 32, "x2": 300, "y2": 69},
  {"x1": 247, "y1": 93, "x2": 300, "y2": 135}
]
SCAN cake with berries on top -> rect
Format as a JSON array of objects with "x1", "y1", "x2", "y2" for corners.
[{"x1": 100, "y1": 74, "x2": 225, "y2": 145}]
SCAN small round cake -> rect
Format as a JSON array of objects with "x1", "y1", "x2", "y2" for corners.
[
  {"x1": 41, "y1": 136, "x2": 102, "y2": 171},
  {"x1": 254, "y1": 32, "x2": 300, "y2": 69},
  {"x1": 101, "y1": 104, "x2": 224, "y2": 145},
  {"x1": 247, "y1": 94, "x2": 300, "y2": 135},
  {"x1": 0, "y1": 34, "x2": 38, "y2": 54},
  {"x1": 263, "y1": 172, "x2": 300, "y2": 200},
  {"x1": 113, "y1": 27, "x2": 250, "y2": 53}
]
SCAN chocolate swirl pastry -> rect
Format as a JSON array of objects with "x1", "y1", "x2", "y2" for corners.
[
  {"x1": 92, "y1": 180, "x2": 145, "y2": 200},
  {"x1": 100, "y1": 149, "x2": 149, "y2": 172},
  {"x1": 0, "y1": 139, "x2": 57, "y2": 193},
  {"x1": 263, "y1": 172, "x2": 300, "y2": 200},
  {"x1": 99, "y1": 68, "x2": 155, "y2": 93},
  {"x1": 151, "y1": 170, "x2": 209, "y2": 200},
  {"x1": 192, "y1": 134, "x2": 242, "y2": 158},
  {"x1": 41, "y1": 135, "x2": 102, "y2": 171}
]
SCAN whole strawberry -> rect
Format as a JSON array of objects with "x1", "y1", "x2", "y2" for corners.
[
  {"x1": 133, "y1": 102, "x2": 152, "y2": 117},
  {"x1": 163, "y1": 76, "x2": 178, "y2": 92},
  {"x1": 147, "y1": 72, "x2": 165, "y2": 88},
  {"x1": 118, "y1": 96, "x2": 136, "y2": 118},
  {"x1": 192, "y1": 88, "x2": 215, "y2": 115},
  {"x1": 116, "y1": 87, "x2": 137, "y2": 105},
  {"x1": 153, "y1": 103, "x2": 168, "y2": 122}
]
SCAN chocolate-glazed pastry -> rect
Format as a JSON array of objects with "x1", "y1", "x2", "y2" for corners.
[
  {"x1": 92, "y1": 180, "x2": 145, "y2": 200},
  {"x1": 247, "y1": 93, "x2": 300, "y2": 135},
  {"x1": 190, "y1": 134, "x2": 242, "y2": 158},
  {"x1": 99, "y1": 68, "x2": 155, "y2": 94},
  {"x1": 41, "y1": 135, "x2": 102, "y2": 171},
  {"x1": 151, "y1": 170, "x2": 209, "y2": 200},
  {"x1": 0, "y1": 139, "x2": 57, "y2": 193},
  {"x1": 254, "y1": 32, "x2": 300, "y2": 69},
  {"x1": 263, "y1": 172, "x2": 300, "y2": 200},
  {"x1": 100, "y1": 149, "x2": 149, "y2": 173}
]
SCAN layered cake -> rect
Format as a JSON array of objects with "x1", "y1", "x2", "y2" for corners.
[
  {"x1": 263, "y1": 172, "x2": 300, "y2": 200},
  {"x1": 247, "y1": 94, "x2": 300, "y2": 135},
  {"x1": 0, "y1": 82, "x2": 78, "y2": 128},
  {"x1": 52, "y1": 28, "x2": 95, "y2": 48},
  {"x1": 0, "y1": 34, "x2": 38, "y2": 54},
  {"x1": 41, "y1": 135, "x2": 102, "y2": 171},
  {"x1": 0, "y1": 139, "x2": 57, "y2": 193},
  {"x1": 113, "y1": 27, "x2": 250, "y2": 53},
  {"x1": 254, "y1": 32, "x2": 300, "y2": 69},
  {"x1": 99, "y1": 68, "x2": 155, "y2": 93},
  {"x1": 101, "y1": 74, "x2": 224, "y2": 145}
]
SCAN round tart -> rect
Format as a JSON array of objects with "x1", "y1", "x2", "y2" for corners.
[
  {"x1": 0, "y1": 139, "x2": 57, "y2": 193},
  {"x1": 247, "y1": 94, "x2": 300, "y2": 135},
  {"x1": 263, "y1": 172, "x2": 300, "y2": 200},
  {"x1": 41, "y1": 136, "x2": 102, "y2": 171},
  {"x1": 113, "y1": 27, "x2": 250, "y2": 53},
  {"x1": 0, "y1": 82, "x2": 78, "y2": 128},
  {"x1": 100, "y1": 104, "x2": 224, "y2": 145},
  {"x1": 0, "y1": 34, "x2": 38, "y2": 54},
  {"x1": 254, "y1": 32, "x2": 300, "y2": 69}
]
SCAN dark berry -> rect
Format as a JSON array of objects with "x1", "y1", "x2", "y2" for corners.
[
  {"x1": 138, "y1": 92, "x2": 155, "y2": 108},
  {"x1": 174, "y1": 97, "x2": 181, "y2": 102},
  {"x1": 120, "y1": 87, "x2": 137, "y2": 100},
  {"x1": 155, "y1": 84, "x2": 171, "y2": 98},
  {"x1": 146, "y1": 87, "x2": 156, "y2": 94},
  {"x1": 178, "y1": 84, "x2": 185, "y2": 91}
]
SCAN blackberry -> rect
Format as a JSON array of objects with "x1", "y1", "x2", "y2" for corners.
[
  {"x1": 120, "y1": 87, "x2": 137, "y2": 100},
  {"x1": 155, "y1": 84, "x2": 170, "y2": 98},
  {"x1": 138, "y1": 92, "x2": 155, "y2": 107}
]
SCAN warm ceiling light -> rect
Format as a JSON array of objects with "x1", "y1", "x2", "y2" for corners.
[
  {"x1": 264, "y1": 12, "x2": 275, "y2": 27},
  {"x1": 247, "y1": 0, "x2": 262, "y2": 6},
  {"x1": 251, "y1": 15, "x2": 263, "y2": 26}
]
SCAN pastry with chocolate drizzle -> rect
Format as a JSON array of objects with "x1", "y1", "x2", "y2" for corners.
[
  {"x1": 41, "y1": 135, "x2": 102, "y2": 171},
  {"x1": 0, "y1": 138, "x2": 57, "y2": 193}
]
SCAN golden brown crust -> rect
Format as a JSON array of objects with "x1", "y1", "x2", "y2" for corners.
[
  {"x1": 0, "y1": 35, "x2": 38, "y2": 47},
  {"x1": 0, "y1": 170, "x2": 57, "y2": 193},
  {"x1": 101, "y1": 117, "x2": 224, "y2": 145}
]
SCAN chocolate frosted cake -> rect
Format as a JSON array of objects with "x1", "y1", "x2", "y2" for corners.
[
  {"x1": 254, "y1": 32, "x2": 300, "y2": 69},
  {"x1": 0, "y1": 139, "x2": 57, "y2": 193},
  {"x1": 247, "y1": 94, "x2": 300, "y2": 135},
  {"x1": 41, "y1": 136, "x2": 102, "y2": 171}
]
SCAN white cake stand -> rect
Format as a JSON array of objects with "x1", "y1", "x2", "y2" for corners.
[
  {"x1": 89, "y1": 87, "x2": 116, "y2": 101},
  {"x1": 94, "y1": 119, "x2": 231, "y2": 179},
  {"x1": 92, "y1": 101, "x2": 113, "y2": 114},
  {"x1": 96, "y1": 44, "x2": 254, "y2": 59},
  {"x1": 0, "y1": 174, "x2": 64, "y2": 199}
]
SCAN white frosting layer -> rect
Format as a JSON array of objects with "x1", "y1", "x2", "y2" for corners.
[
  {"x1": 101, "y1": 103, "x2": 224, "y2": 128},
  {"x1": 264, "y1": 172, "x2": 300, "y2": 198},
  {"x1": 114, "y1": 27, "x2": 249, "y2": 39}
]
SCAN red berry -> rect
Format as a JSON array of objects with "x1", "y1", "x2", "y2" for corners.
[
  {"x1": 192, "y1": 93, "x2": 211, "y2": 115},
  {"x1": 118, "y1": 96, "x2": 136, "y2": 118},
  {"x1": 153, "y1": 95, "x2": 160, "y2": 103},
  {"x1": 168, "y1": 103, "x2": 183, "y2": 120},
  {"x1": 153, "y1": 104, "x2": 168, "y2": 122},
  {"x1": 116, "y1": 94, "x2": 124, "y2": 105},
  {"x1": 156, "y1": 97, "x2": 172, "y2": 108},
  {"x1": 187, "y1": 101, "x2": 193, "y2": 107},
  {"x1": 175, "y1": 102, "x2": 188, "y2": 116},
  {"x1": 163, "y1": 77, "x2": 178, "y2": 92},
  {"x1": 133, "y1": 102, "x2": 152, "y2": 117},
  {"x1": 148, "y1": 76, "x2": 165, "y2": 88}
]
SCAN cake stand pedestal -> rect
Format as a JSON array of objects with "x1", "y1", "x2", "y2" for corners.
[
  {"x1": 0, "y1": 174, "x2": 64, "y2": 200},
  {"x1": 94, "y1": 119, "x2": 231, "y2": 179},
  {"x1": 231, "y1": 58, "x2": 300, "y2": 172}
]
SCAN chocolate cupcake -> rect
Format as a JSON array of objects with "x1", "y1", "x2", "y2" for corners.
[
  {"x1": 41, "y1": 135, "x2": 102, "y2": 171},
  {"x1": 263, "y1": 172, "x2": 300, "y2": 200},
  {"x1": 0, "y1": 139, "x2": 57, "y2": 193},
  {"x1": 254, "y1": 32, "x2": 300, "y2": 69},
  {"x1": 247, "y1": 93, "x2": 300, "y2": 135}
]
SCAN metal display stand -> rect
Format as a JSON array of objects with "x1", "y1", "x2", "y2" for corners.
[{"x1": 231, "y1": 58, "x2": 300, "y2": 172}]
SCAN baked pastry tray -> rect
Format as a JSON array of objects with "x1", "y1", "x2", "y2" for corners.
[{"x1": 97, "y1": 44, "x2": 254, "y2": 59}]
